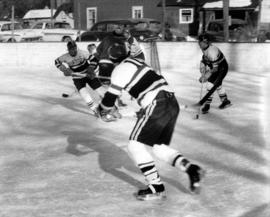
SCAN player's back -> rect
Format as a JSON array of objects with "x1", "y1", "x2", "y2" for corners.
[{"x1": 96, "y1": 33, "x2": 126, "y2": 60}]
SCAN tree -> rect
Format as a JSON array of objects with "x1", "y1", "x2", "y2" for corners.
[{"x1": 0, "y1": 0, "x2": 50, "y2": 19}]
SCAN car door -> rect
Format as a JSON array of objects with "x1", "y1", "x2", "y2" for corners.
[{"x1": 41, "y1": 22, "x2": 61, "y2": 41}]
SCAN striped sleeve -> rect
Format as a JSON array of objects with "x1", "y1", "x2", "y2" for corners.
[{"x1": 55, "y1": 54, "x2": 65, "y2": 68}]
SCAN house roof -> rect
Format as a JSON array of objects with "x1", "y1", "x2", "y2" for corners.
[
  {"x1": 203, "y1": 0, "x2": 254, "y2": 9},
  {"x1": 53, "y1": 3, "x2": 73, "y2": 19},
  {"x1": 23, "y1": 9, "x2": 56, "y2": 20},
  {"x1": 158, "y1": 0, "x2": 258, "y2": 8},
  {"x1": 157, "y1": 0, "x2": 219, "y2": 7}
]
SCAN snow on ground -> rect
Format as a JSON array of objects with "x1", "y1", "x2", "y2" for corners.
[{"x1": 0, "y1": 65, "x2": 269, "y2": 217}]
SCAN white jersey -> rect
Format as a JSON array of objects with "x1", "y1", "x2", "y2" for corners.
[
  {"x1": 107, "y1": 58, "x2": 172, "y2": 108},
  {"x1": 201, "y1": 44, "x2": 226, "y2": 70},
  {"x1": 55, "y1": 49, "x2": 91, "y2": 79}
]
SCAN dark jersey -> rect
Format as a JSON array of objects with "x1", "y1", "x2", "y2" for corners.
[{"x1": 95, "y1": 32, "x2": 126, "y2": 60}]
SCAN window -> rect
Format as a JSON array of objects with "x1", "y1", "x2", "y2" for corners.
[
  {"x1": 132, "y1": 6, "x2": 143, "y2": 18},
  {"x1": 1, "y1": 24, "x2": 10, "y2": 31},
  {"x1": 86, "y1": 7, "x2": 97, "y2": 30},
  {"x1": 32, "y1": 23, "x2": 43, "y2": 29},
  {"x1": 54, "y1": 22, "x2": 71, "y2": 29},
  {"x1": 179, "y1": 8, "x2": 193, "y2": 24},
  {"x1": 92, "y1": 23, "x2": 106, "y2": 31}
]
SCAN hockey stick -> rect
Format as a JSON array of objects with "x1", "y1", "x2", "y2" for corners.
[{"x1": 193, "y1": 82, "x2": 204, "y2": 120}]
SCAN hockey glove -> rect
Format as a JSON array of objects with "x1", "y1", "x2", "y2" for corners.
[
  {"x1": 62, "y1": 67, "x2": 73, "y2": 76},
  {"x1": 199, "y1": 75, "x2": 207, "y2": 83},
  {"x1": 86, "y1": 67, "x2": 96, "y2": 80},
  {"x1": 97, "y1": 105, "x2": 118, "y2": 122}
]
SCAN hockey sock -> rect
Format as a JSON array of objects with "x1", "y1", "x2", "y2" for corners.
[
  {"x1": 172, "y1": 154, "x2": 191, "y2": 171},
  {"x1": 95, "y1": 86, "x2": 106, "y2": 98},
  {"x1": 79, "y1": 87, "x2": 94, "y2": 103},
  {"x1": 138, "y1": 161, "x2": 162, "y2": 186},
  {"x1": 152, "y1": 144, "x2": 190, "y2": 171},
  {"x1": 87, "y1": 101, "x2": 97, "y2": 110},
  {"x1": 216, "y1": 86, "x2": 227, "y2": 102},
  {"x1": 128, "y1": 141, "x2": 162, "y2": 185},
  {"x1": 205, "y1": 82, "x2": 214, "y2": 105}
]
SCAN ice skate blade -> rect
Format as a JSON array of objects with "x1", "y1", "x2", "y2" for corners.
[{"x1": 135, "y1": 192, "x2": 166, "y2": 201}]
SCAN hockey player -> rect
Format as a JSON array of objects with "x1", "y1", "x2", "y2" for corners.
[
  {"x1": 55, "y1": 40, "x2": 106, "y2": 116},
  {"x1": 87, "y1": 43, "x2": 97, "y2": 56},
  {"x1": 95, "y1": 24, "x2": 128, "y2": 107},
  {"x1": 95, "y1": 24, "x2": 127, "y2": 84},
  {"x1": 97, "y1": 43, "x2": 205, "y2": 200},
  {"x1": 123, "y1": 28, "x2": 145, "y2": 61},
  {"x1": 197, "y1": 34, "x2": 232, "y2": 114}
]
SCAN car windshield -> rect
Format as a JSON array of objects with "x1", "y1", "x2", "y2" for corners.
[
  {"x1": 31, "y1": 23, "x2": 43, "y2": 29},
  {"x1": 134, "y1": 22, "x2": 148, "y2": 30},
  {"x1": 133, "y1": 20, "x2": 161, "y2": 32},
  {"x1": 1, "y1": 23, "x2": 23, "y2": 31},
  {"x1": 54, "y1": 22, "x2": 71, "y2": 29}
]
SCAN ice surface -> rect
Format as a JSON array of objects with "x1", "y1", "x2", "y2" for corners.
[{"x1": 0, "y1": 66, "x2": 269, "y2": 217}]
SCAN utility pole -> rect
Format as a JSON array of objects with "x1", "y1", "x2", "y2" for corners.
[
  {"x1": 78, "y1": 1, "x2": 81, "y2": 41},
  {"x1": 223, "y1": 0, "x2": 229, "y2": 42},
  {"x1": 256, "y1": 0, "x2": 262, "y2": 36},
  {"x1": 161, "y1": 0, "x2": 167, "y2": 41},
  {"x1": 50, "y1": 0, "x2": 54, "y2": 24},
  {"x1": 11, "y1": 5, "x2": 15, "y2": 42}
]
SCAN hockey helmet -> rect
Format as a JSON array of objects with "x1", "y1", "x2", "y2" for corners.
[
  {"x1": 108, "y1": 43, "x2": 128, "y2": 62},
  {"x1": 67, "y1": 40, "x2": 77, "y2": 50},
  {"x1": 198, "y1": 34, "x2": 210, "y2": 43}
]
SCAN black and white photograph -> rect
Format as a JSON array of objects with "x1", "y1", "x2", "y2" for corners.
[{"x1": 0, "y1": 0, "x2": 269, "y2": 216}]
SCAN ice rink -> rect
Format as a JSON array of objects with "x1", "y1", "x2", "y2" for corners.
[{"x1": 0, "y1": 62, "x2": 270, "y2": 217}]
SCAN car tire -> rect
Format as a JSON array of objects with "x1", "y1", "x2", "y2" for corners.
[{"x1": 7, "y1": 38, "x2": 17, "y2": 43}]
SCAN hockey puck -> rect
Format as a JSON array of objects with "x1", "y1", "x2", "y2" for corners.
[{"x1": 62, "y1": 93, "x2": 69, "y2": 98}]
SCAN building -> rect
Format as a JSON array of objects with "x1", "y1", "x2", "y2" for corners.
[
  {"x1": 72, "y1": 0, "x2": 265, "y2": 37},
  {"x1": 23, "y1": 8, "x2": 57, "y2": 27},
  {"x1": 73, "y1": 0, "x2": 162, "y2": 30},
  {"x1": 202, "y1": 0, "x2": 260, "y2": 30},
  {"x1": 23, "y1": 1, "x2": 74, "y2": 28},
  {"x1": 260, "y1": 0, "x2": 270, "y2": 31}
]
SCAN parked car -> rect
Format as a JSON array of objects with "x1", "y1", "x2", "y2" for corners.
[
  {"x1": 26, "y1": 21, "x2": 83, "y2": 42},
  {"x1": 205, "y1": 19, "x2": 257, "y2": 42},
  {"x1": 77, "y1": 18, "x2": 162, "y2": 42},
  {"x1": 0, "y1": 21, "x2": 42, "y2": 42}
]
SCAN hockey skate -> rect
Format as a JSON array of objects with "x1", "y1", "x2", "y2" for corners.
[
  {"x1": 201, "y1": 104, "x2": 210, "y2": 114},
  {"x1": 219, "y1": 99, "x2": 232, "y2": 109},
  {"x1": 135, "y1": 184, "x2": 166, "y2": 201},
  {"x1": 186, "y1": 164, "x2": 206, "y2": 194},
  {"x1": 89, "y1": 105, "x2": 99, "y2": 117},
  {"x1": 117, "y1": 98, "x2": 127, "y2": 107},
  {"x1": 111, "y1": 106, "x2": 122, "y2": 119}
]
